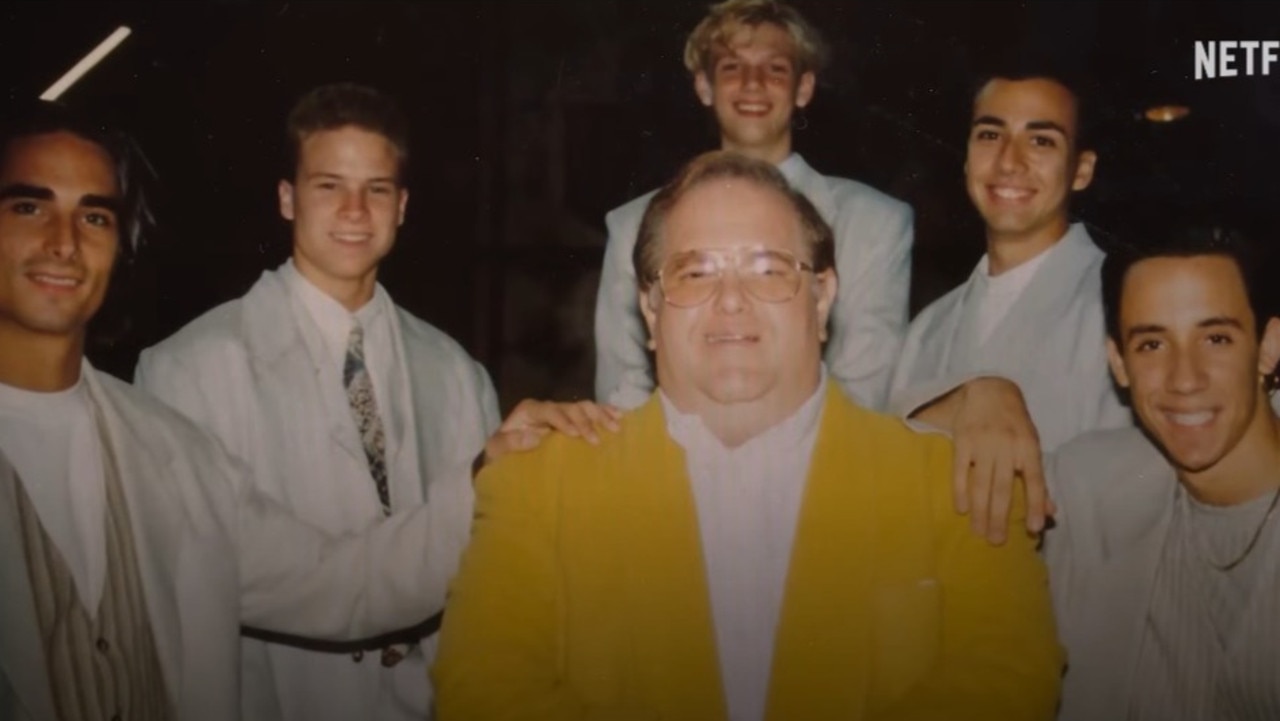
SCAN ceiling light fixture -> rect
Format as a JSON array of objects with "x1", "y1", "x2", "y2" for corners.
[
  {"x1": 40, "y1": 25, "x2": 133, "y2": 101},
  {"x1": 1143, "y1": 104, "x2": 1191, "y2": 123}
]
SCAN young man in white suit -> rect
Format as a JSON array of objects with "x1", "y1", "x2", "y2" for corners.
[
  {"x1": 594, "y1": 0, "x2": 913, "y2": 411},
  {"x1": 935, "y1": 222, "x2": 1280, "y2": 719},
  {"x1": 0, "y1": 99, "x2": 527, "y2": 721},
  {"x1": 135, "y1": 84, "x2": 616, "y2": 721},
  {"x1": 890, "y1": 68, "x2": 1130, "y2": 460},
  {"x1": 1045, "y1": 224, "x2": 1280, "y2": 720}
]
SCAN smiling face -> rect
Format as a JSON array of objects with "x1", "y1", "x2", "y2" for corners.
[
  {"x1": 639, "y1": 176, "x2": 835, "y2": 432},
  {"x1": 965, "y1": 77, "x2": 1096, "y2": 252},
  {"x1": 0, "y1": 131, "x2": 121, "y2": 347},
  {"x1": 693, "y1": 21, "x2": 815, "y2": 164},
  {"x1": 1107, "y1": 255, "x2": 1280, "y2": 491},
  {"x1": 278, "y1": 124, "x2": 407, "y2": 311}
]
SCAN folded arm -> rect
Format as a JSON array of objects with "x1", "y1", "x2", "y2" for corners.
[
  {"x1": 140, "y1": 346, "x2": 485, "y2": 642},
  {"x1": 230, "y1": 449, "x2": 464, "y2": 641}
]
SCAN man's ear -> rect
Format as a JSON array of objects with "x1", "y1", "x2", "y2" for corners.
[
  {"x1": 795, "y1": 71, "x2": 816, "y2": 109},
  {"x1": 813, "y1": 269, "x2": 837, "y2": 343},
  {"x1": 1258, "y1": 317, "x2": 1280, "y2": 379},
  {"x1": 278, "y1": 179, "x2": 296, "y2": 221},
  {"x1": 639, "y1": 286, "x2": 660, "y2": 351},
  {"x1": 1071, "y1": 150, "x2": 1098, "y2": 192},
  {"x1": 397, "y1": 188, "x2": 409, "y2": 226},
  {"x1": 694, "y1": 71, "x2": 714, "y2": 107},
  {"x1": 1106, "y1": 337, "x2": 1131, "y2": 389}
]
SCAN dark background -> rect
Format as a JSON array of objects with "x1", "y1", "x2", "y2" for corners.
[{"x1": 4, "y1": 0, "x2": 1279, "y2": 411}]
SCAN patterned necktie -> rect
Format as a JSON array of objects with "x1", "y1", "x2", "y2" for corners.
[
  {"x1": 343, "y1": 322, "x2": 414, "y2": 668},
  {"x1": 343, "y1": 321, "x2": 391, "y2": 516}
]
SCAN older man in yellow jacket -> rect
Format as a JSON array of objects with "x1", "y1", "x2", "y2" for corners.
[{"x1": 433, "y1": 151, "x2": 1062, "y2": 721}]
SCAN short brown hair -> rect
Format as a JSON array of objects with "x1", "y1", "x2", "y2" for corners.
[
  {"x1": 284, "y1": 83, "x2": 410, "y2": 181},
  {"x1": 683, "y1": 0, "x2": 829, "y2": 78},
  {"x1": 632, "y1": 150, "x2": 835, "y2": 288}
]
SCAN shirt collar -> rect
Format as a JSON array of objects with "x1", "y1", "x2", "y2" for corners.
[
  {"x1": 0, "y1": 365, "x2": 105, "y2": 613},
  {"x1": 0, "y1": 367, "x2": 87, "y2": 417},
  {"x1": 660, "y1": 366, "x2": 828, "y2": 457},
  {"x1": 279, "y1": 258, "x2": 385, "y2": 351},
  {"x1": 974, "y1": 244, "x2": 1051, "y2": 295},
  {"x1": 972, "y1": 221, "x2": 1083, "y2": 288}
]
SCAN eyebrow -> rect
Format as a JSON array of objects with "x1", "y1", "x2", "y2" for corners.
[
  {"x1": 1124, "y1": 316, "x2": 1246, "y2": 341},
  {"x1": 1198, "y1": 316, "x2": 1246, "y2": 331},
  {"x1": 1026, "y1": 120, "x2": 1069, "y2": 136},
  {"x1": 0, "y1": 183, "x2": 122, "y2": 214},
  {"x1": 971, "y1": 116, "x2": 1069, "y2": 136},
  {"x1": 81, "y1": 194, "x2": 123, "y2": 214},
  {"x1": 0, "y1": 183, "x2": 54, "y2": 202},
  {"x1": 304, "y1": 172, "x2": 398, "y2": 184},
  {"x1": 717, "y1": 50, "x2": 790, "y2": 62}
]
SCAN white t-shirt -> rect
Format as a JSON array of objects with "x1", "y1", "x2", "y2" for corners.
[{"x1": 0, "y1": 368, "x2": 106, "y2": 613}]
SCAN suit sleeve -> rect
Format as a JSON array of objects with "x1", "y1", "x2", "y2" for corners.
[
  {"x1": 870, "y1": 440, "x2": 1063, "y2": 721},
  {"x1": 432, "y1": 449, "x2": 655, "y2": 721},
  {"x1": 1039, "y1": 450, "x2": 1076, "y2": 640},
  {"x1": 413, "y1": 357, "x2": 506, "y2": 604},
  {"x1": 884, "y1": 308, "x2": 1016, "y2": 424},
  {"x1": 134, "y1": 346, "x2": 235, "y2": 441},
  {"x1": 475, "y1": 360, "x2": 502, "y2": 436},
  {"x1": 884, "y1": 300, "x2": 1001, "y2": 422},
  {"x1": 142, "y1": 343, "x2": 495, "y2": 641},
  {"x1": 887, "y1": 371, "x2": 997, "y2": 421},
  {"x1": 236, "y1": 357, "x2": 503, "y2": 639},
  {"x1": 593, "y1": 205, "x2": 656, "y2": 411},
  {"x1": 887, "y1": 306, "x2": 925, "y2": 402},
  {"x1": 825, "y1": 198, "x2": 913, "y2": 411},
  {"x1": 1078, "y1": 330, "x2": 1131, "y2": 434},
  {"x1": 226, "y1": 446, "x2": 453, "y2": 641}
]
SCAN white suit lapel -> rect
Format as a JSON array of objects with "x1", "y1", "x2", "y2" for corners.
[
  {"x1": 0, "y1": 457, "x2": 58, "y2": 721},
  {"x1": 386, "y1": 305, "x2": 426, "y2": 508},
  {"x1": 242, "y1": 271, "x2": 365, "y2": 467},
  {"x1": 782, "y1": 155, "x2": 836, "y2": 221},
  {"x1": 84, "y1": 370, "x2": 185, "y2": 704},
  {"x1": 1065, "y1": 448, "x2": 1176, "y2": 721},
  {"x1": 943, "y1": 274, "x2": 988, "y2": 375},
  {"x1": 1069, "y1": 519, "x2": 1169, "y2": 719}
]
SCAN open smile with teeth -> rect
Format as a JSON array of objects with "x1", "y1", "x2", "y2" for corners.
[
  {"x1": 734, "y1": 102, "x2": 771, "y2": 115},
  {"x1": 1165, "y1": 410, "x2": 1215, "y2": 427},
  {"x1": 331, "y1": 233, "x2": 372, "y2": 244},
  {"x1": 989, "y1": 186, "x2": 1034, "y2": 201},
  {"x1": 29, "y1": 273, "x2": 82, "y2": 288}
]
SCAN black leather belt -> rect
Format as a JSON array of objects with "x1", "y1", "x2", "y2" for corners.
[{"x1": 242, "y1": 610, "x2": 444, "y2": 668}]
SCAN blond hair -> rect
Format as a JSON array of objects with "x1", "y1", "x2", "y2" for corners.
[{"x1": 682, "y1": 0, "x2": 829, "y2": 77}]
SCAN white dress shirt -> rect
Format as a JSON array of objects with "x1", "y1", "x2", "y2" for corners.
[
  {"x1": 279, "y1": 260, "x2": 403, "y2": 514},
  {"x1": 0, "y1": 366, "x2": 106, "y2": 613},
  {"x1": 660, "y1": 373, "x2": 827, "y2": 721}
]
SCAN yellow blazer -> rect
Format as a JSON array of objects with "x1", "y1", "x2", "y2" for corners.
[{"x1": 435, "y1": 383, "x2": 1062, "y2": 720}]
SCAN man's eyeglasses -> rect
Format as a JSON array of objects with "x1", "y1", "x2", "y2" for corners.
[{"x1": 654, "y1": 247, "x2": 816, "y2": 308}]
